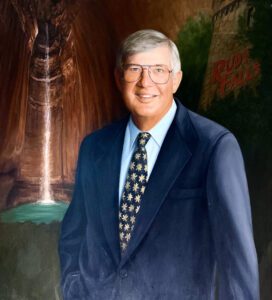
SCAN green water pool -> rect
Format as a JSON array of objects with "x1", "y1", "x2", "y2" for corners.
[{"x1": 0, "y1": 202, "x2": 69, "y2": 224}]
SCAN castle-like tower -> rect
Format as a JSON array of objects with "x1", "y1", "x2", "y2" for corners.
[{"x1": 200, "y1": 0, "x2": 260, "y2": 109}]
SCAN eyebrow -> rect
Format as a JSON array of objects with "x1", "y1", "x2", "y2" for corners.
[{"x1": 126, "y1": 64, "x2": 167, "y2": 67}]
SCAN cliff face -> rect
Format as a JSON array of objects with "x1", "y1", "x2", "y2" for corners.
[
  {"x1": 0, "y1": 0, "x2": 212, "y2": 208},
  {"x1": 0, "y1": 1, "x2": 30, "y2": 209}
]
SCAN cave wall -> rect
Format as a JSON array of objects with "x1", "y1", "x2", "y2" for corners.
[
  {"x1": 0, "y1": 0, "x2": 213, "y2": 208},
  {"x1": 102, "y1": 0, "x2": 212, "y2": 41},
  {"x1": 0, "y1": 1, "x2": 30, "y2": 209}
]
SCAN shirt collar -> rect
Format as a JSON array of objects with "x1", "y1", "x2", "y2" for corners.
[{"x1": 128, "y1": 100, "x2": 177, "y2": 150}]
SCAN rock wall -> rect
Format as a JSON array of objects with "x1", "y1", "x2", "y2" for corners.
[
  {"x1": 0, "y1": 0, "x2": 213, "y2": 208},
  {"x1": 102, "y1": 0, "x2": 212, "y2": 42}
]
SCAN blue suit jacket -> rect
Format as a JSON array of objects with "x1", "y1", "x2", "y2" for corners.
[{"x1": 59, "y1": 99, "x2": 259, "y2": 299}]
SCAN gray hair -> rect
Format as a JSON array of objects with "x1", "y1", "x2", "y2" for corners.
[{"x1": 116, "y1": 29, "x2": 181, "y2": 73}]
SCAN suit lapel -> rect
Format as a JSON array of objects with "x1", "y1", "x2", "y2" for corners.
[
  {"x1": 120, "y1": 101, "x2": 198, "y2": 267},
  {"x1": 96, "y1": 119, "x2": 127, "y2": 266}
]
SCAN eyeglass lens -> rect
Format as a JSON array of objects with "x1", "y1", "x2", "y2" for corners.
[{"x1": 123, "y1": 65, "x2": 171, "y2": 84}]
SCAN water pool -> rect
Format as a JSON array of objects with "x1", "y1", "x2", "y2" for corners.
[{"x1": 0, "y1": 202, "x2": 69, "y2": 224}]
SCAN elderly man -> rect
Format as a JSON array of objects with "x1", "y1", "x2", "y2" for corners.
[{"x1": 59, "y1": 29, "x2": 259, "y2": 299}]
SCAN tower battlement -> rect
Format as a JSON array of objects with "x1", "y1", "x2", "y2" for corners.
[{"x1": 213, "y1": 0, "x2": 243, "y2": 22}]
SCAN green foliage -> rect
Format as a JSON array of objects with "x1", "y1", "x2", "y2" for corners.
[
  {"x1": 246, "y1": 0, "x2": 272, "y2": 150},
  {"x1": 202, "y1": 87, "x2": 269, "y2": 154},
  {"x1": 175, "y1": 14, "x2": 213, "y2": 111},
  {"x1": 247, "y1": 0, "x2": 272, "y2": 73}
]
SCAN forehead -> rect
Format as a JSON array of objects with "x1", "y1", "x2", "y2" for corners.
[{"x1": 125, "y1": 46, "x2": 172, "y2": 66}]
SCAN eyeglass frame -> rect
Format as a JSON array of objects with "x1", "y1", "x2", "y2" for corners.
[{"x1": 121, "y1": 63, "x2": 173, "y2": 84}]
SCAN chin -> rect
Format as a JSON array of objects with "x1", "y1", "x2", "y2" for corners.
[{"x1": 133, "y1": 107, "x2": 157, "y2": 118}]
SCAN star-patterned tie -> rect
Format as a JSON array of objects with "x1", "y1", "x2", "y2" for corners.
[{"x1": 119, "y1": 132, "x2": 151, "y2": 253}]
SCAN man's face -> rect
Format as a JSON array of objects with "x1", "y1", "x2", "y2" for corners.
[{"x1": 115, "y1": 46, "x2": 182, "y2": 129}]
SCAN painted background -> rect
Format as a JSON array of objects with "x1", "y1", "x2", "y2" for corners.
[{"x1": 0, "y1": 0, "x2": 271, "y2": 299}]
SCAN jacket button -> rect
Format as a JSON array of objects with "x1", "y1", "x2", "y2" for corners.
[{"x1": 119, "y1": 269, "x2": 128, "y2": 279}]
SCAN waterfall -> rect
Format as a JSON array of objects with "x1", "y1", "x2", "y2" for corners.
[{"x1": 39, "y1": 22, "x2": 55, "y2": 204}]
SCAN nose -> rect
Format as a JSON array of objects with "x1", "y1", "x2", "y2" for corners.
[{"x1": 137, "y1": 67, "x2": 154, "y2": 87}]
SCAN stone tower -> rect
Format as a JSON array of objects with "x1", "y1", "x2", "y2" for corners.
[{"x1": 200, "y1": 0, "x2": 260, "y2": 110}]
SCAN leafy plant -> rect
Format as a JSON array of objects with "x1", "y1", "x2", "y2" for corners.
[{"x1": 175, "y1": 14, "x2": 213, "y2": 111}]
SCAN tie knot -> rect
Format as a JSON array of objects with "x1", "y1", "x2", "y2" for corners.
[{"x1": 136, "y1": 132, "x2": 151, "y2": 147}]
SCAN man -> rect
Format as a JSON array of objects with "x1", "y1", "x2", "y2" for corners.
[{"x1": 59, "y1": 29, "x2": 259, "y2": 299}]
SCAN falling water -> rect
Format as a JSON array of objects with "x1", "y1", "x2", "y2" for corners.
[{"x1": 39, "y1": 23, "x2": 55, "y2": 204}]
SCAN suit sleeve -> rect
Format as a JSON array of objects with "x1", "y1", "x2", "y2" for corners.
[
  {"x1": 207, "y1": 133, "x2": 259, "y2": 300},
  {"x1": 58, "y1": 139, "x2": 87, "y2": 299}
]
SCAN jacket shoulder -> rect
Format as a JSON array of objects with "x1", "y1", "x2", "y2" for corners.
[
  {"x1": 186, "y1": 109, "x2": 232, "y2": 145},
  {"x1": 79, "y1": 117, "x2": 128, "y2": 151}
]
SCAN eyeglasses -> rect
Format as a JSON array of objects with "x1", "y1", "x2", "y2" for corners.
[{"x1": 122, "y1": 64, "x2": 173, "y2": 84}]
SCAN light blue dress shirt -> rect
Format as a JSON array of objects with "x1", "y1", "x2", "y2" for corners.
[{"x1": 118, "y1": 100, "x2": 177, "y2": 203}]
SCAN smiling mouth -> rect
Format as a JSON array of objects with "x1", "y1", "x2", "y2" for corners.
[{"x1": 136, "y1": 94, "x2": 158, "y2": 99}]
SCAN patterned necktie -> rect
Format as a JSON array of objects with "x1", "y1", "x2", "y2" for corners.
[{"x1": 119, "y1": 132, "x2": 151, "y2": 253}]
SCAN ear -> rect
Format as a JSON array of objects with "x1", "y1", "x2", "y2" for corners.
[
  {"x1": 172, "y1": 70, "x2": 183, "y2": 93},
  {"x1": 114, "y1": 68, "x2": 123, "y2": 92}
]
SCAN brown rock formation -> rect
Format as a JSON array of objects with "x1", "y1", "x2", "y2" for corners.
[
  {"x1": 102, "y1": 0, "x2": 212, "y2": 42},
  {"x1": 9, "y1": 1, "x2": 80, "y2": 205},
  {"x1": 0, "y1": 0, "x2": 213, "y2": 208}
]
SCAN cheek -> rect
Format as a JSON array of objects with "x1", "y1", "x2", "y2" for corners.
[
  {"x1": 122, "y1": 92, "x2": 137, "y2": 109},
  {"x1": 158, "y1": 85, "x2": 173, "y2": 97},
  {"x1": 123, "y1": 85, "x2": 136, "y2": 97}
]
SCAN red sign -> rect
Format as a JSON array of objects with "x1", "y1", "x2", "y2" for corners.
[{"x1": 211, "y1": 48, "x2": 260, "y2": 97}]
